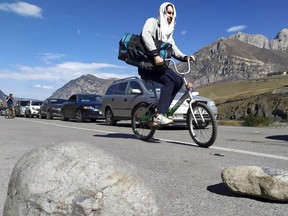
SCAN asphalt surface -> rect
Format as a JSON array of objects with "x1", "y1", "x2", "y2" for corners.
[{"x1": 1, "y1": 116, "x2": 288, "y2": 216}]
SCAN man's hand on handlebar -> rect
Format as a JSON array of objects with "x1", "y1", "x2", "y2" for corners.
[
  {"x1": 154, "y1": 55, "x2": 164, "y2": 65},
  {"x1": 184, "y1": 55, "x2": 196, "y2": 62}
]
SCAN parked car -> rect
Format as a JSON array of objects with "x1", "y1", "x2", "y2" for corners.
[
  {"x1": 15, "y1": 100, "x2": 30, "y2": 117},
  {"x1": 39, "y1": 98, "x2": 67, "y2": 119},
  {"x1": 0, "y1": 106, "x2": 7, "y2": 116},
  {"x1": 60, "y1": 94, "x2": 102, "y2": 122},
  {"x1": 101, "y1": 76, "x2": 218, "y2": 126},
  {"x1": 24, "y1": 100, "x2": 43, "y2": 118}
]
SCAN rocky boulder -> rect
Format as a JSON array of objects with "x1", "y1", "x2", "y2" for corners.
[
  {"x1": 3, "y1": 142, "x2": 160, "y2": 216},
  {"x1": 221, "y1": 166, "x2": 288, "y2": 202}
]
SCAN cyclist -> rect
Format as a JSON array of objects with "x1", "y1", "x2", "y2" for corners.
[
  {"x1": 138, "y1": 2, "x2": 195, "y2": 126},
  {"x1": 6, "y1": 93, "x2": 15, "y2": 118}
]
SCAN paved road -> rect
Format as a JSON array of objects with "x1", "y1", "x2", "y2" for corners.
[{"x1": 1, "y1": 117, "x2": 288, "y2": 216}]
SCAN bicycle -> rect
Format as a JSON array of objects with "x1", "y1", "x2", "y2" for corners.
[
  {"x1": 4, "y1": 106, "x2": 15, "y2": 119},
  {"x1": 131, "y1": 59, "x2": 217, "y2": 148}
]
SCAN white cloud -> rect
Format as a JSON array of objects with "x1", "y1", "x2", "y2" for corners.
[
  {"x1": 32, "y1": 84, "x2": 54, "y2": 90},
  {"x1": 39, "y1": 53, "x2": 66, "y2": 64},
  {"x1": 180, "y1": 30, "x2": 187, "y2": 35},
  {"x1": 0, "y1": 61, "x2": 133, "y2": 83},
  {"x1": 0, "y1": 1, "x2": 42, "y2": 18},
  {"x1": 227, "y1": 25, "x2": 247, "y2": 33}
]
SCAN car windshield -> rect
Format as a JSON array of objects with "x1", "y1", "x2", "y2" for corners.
[
  {"x1": 32, "y1": 101, "x2": 42, "y2": 105},
  {"x1": 20, "y1": 101, "x2": 29, "y2": 106},
  {"x1": 78, "y1": 95, "x2": 102, "y2": 102},
  {"x1": 50, "y1": 99, "x2": 66, "y2": 104}
]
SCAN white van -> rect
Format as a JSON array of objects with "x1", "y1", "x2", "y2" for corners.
[{"x1": 24, "y1": 100, "x2": 43, "y2": 118}]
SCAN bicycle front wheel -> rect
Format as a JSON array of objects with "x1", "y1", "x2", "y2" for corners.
[
  {"x1": 4, "y1": 109, "x2": 11, "y2": 119},
  {"x1": 131, "y1": 104, "x2": 156, "y2": 141},
  {"x1": 187, "y1": 103, "x2": 217, "y2": 147}
]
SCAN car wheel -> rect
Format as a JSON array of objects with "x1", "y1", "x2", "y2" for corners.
[
  {"x1": 76, "y1": 109, "x2": 84, "y2": 122},
  {"x1": 105, "y1": 108, "x2": 117, "y2": 126},
  {"x1": 47, "y1": 110, "x2": 53, "y2": 119},
  {"x1": 60, "y1": 110, "x2": 67, "y2": 121},
  {"x1": 29, "y1": 111, "x2": 33, "y2": 118}
]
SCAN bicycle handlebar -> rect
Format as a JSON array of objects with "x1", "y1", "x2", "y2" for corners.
[{"x1": 165, "y1": 58, "x2": 191, "y2": 75}]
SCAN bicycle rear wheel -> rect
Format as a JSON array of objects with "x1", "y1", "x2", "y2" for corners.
[
  {"x1": 131, "y1": 104, "x2": 156, "y2": 141},
  {"x1": 187, "y1": 103, "x2": 217, "y2": 147}
]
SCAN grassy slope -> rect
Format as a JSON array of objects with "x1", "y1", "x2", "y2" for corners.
[{"x1": 197, "y1": 75, "x2": 288, "y2": 104}]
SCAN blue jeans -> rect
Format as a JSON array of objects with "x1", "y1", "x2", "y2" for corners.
[{"x1": 138, "y1": 67, "x2": 184, "y2": 114}]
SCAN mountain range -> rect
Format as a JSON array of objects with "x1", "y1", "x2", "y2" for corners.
[
  {"x1": 49, "y1": 28, "x2": 288, "y2": 98},
  {"x1": 178, "y1": 28, "x2": 288, "y2": 87}
]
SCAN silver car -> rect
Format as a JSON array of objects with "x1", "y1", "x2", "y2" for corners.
[{"x1": 101, "y1": 77, "x2": 217, "y2": 126}]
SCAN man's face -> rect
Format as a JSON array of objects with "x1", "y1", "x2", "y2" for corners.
[{"x1": 166, "y1": 6, "x2": 174, "y2": 25}]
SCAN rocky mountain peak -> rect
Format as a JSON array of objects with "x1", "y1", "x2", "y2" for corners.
[
  {"x1": 0, "y1": 90, "x2": 7, "y2": 103},
  {"x1": 229, "y1": 32, "x2": 270, "y2": 49},
  {"x1": 271, "y1": 28, "x2": 288, "y2": 50},
  {"x1": 228, "y1": 28, "x2": 288, "y2": 50},
  {"x1": 50, "y1": 74, "x2": 116, "y2": 99}
]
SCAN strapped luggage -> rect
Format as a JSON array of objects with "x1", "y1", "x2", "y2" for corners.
[{"x1": 118, "y1": 33, "x2": 172, "y2": 70}]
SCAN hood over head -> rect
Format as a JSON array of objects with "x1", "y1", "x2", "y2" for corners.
[{"x1": 157, "y1": 2, "x2": 176, "y2": 43}]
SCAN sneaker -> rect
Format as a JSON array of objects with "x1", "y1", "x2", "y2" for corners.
[{"x1": 153, "y1": 114, "x2": 173, "y2": 126}]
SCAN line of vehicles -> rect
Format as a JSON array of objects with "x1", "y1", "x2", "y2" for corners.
[
  {"x1": 2, "y1": 77, "x2": 218, "y2": 125},
  {"x1": 13, "y1": 94, "x2": 103, "y2": 122}
]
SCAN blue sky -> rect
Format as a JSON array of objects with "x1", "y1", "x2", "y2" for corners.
[{"x1": 0, "y1": 0, "x2": 287, "y2": 100}]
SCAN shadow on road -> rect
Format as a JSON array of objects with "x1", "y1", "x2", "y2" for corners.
[
  {"x1": 93, "y1": 133, "x2": 135, "y2": 139},
  {"x1": 266, "y1": 135, "x2": 288, "y2": 142},
  {"x1": 207, "y1": 183, "x2": 288, "y2": 203},
  {"x1": 93, "y1": 133, "x2": 163, "y2": 143},
  {"x1": 207, "y1": 183, "x2": 239, "y2": 197}
]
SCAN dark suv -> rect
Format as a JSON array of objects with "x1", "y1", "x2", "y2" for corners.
[
  {"x1": 39, "y1": 98, "x2": 67, "y2": 119},
  {"x1": 101, "y1": 77, "x2": 218, "y2": 126},
  {"x1": 60, "y1": 94, "x2": 102, "y2": 122}
]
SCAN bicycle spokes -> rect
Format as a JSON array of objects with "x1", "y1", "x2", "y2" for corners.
[
  {"x1": 132, "y1": 104, "x2": 156, "y2": 140},
  {"x1": 187, "y1": 103, "x2": 217, "y2": 147}
]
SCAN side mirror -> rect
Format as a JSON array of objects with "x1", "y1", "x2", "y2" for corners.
[{"x1": 131, "y1": 89, "x2": 142, "y2": 94}]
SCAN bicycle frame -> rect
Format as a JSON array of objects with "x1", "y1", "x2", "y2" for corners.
[{"x1": 149, "y1": 59, "x2": 200, "y2": 123}]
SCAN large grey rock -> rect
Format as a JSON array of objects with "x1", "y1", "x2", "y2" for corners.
[
  {"x1": 221, "y1": 166, "x2": 288, "y2": 202},
  {"x1": 3, "y1": 142, "x2": 160, "y2": 216}
]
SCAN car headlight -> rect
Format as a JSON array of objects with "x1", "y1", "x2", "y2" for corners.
[
  {"x1": 209, "y1": 101, "x2": 216, "y2": 106},
  {"x1": 83, "y1": 106, "x2": 100, "y2": 111},
  {"x1": 52, "y1": 107, "x2": 61, "y2": 111},
  {"x1": 83, "y1": 106, "x2": 93, "y2": 110}
]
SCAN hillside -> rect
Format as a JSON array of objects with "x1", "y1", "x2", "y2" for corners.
[{"x1": 198, "y1": 75, "x2": 288, "y2": 120}]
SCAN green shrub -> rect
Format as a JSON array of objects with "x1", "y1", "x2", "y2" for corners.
[{"x1": 241, "y1": 115, "x2": 271, "y2": 127}]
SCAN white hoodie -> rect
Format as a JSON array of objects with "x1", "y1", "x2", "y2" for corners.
[{"x1": 141, "y1": 2, "x2": 186, "y2": 61}]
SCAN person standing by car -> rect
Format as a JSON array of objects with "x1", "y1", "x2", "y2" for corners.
[
  {"x1": 6, "y1": 93, "x2": 15, "y2": 118},
  {"x1": 138, "y1": 2, "x2": 195, "y2": 126}
]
